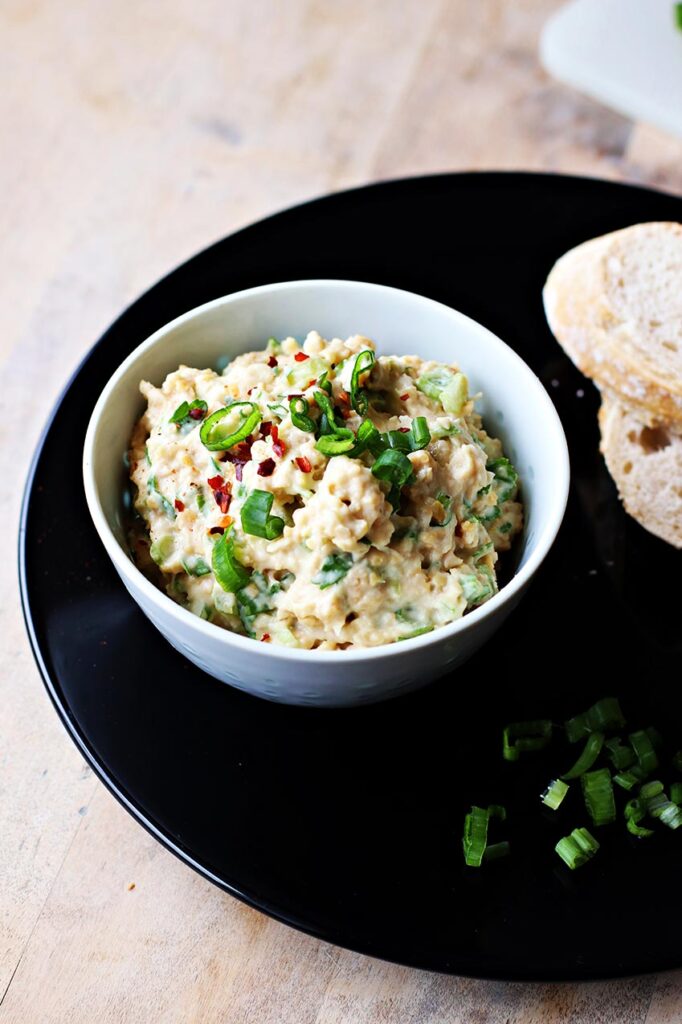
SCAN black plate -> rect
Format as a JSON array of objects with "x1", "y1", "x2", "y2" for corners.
[{"x1": 20, "y1": 173, "x2": 682, "y2": 981}]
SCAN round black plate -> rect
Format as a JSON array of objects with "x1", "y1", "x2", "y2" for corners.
[{"x1": 20, "y1": 173, "x2": 682, "y2": 981}]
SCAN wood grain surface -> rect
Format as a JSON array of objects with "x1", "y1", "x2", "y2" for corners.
[{"x1": 2, "y1": 1, "x2": 681, "y2": 1020}]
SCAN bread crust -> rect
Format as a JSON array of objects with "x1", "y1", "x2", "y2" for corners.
[
  {"x1": 599, "y1": 395, "x2": 682, "y2": 548},
  {"x1": 543, "y1": 222, "x2": 682, "y2": 427}
]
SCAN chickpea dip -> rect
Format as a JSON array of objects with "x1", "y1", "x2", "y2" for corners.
[{"x1": 129, "y1": 332, "x2": 523, "y2": 649}]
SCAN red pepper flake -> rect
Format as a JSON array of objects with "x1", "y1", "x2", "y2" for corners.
[
  {"x1": 207, "y1": 475, "x2": 223, "y2": 491},
  {"x1": 398, "y1": 427, "x2": 410, "y2": 433},
  {"x1": 287, "y1": 393, "x2": 301, "y2": 402},
  {"x1": 214, "y1": 488, "x2": 232, "y2": 513},
  {"x1": 399, "y1": 393, "x2": 409, "y2": 401},
  {"x1": 189, "y1": 407, "x2": 204, "y2": 420},
  {"x1": 209, "y1": 526, "x2": 225, "y2": 536},
  {"x1": 270, "y1": 424, "x2": 286, "y2": 458},
  {"x1": 295, "y1": 456, "x2": 312, "y2": 473},
  {"x1": 221, "y1": 437, "x2": 254, "y2": 482},
  {"x1": 247, "y1": 386, "x2": 255, "y2": 396},
  {"x1": 339, "y1": 408, "x2": 352, "y2": 420},
  {"x1": 294, "y1": 351, "x2": 309, "y2": 362},
  {"x1": 338, "y1": 390, "x2": 350, "y2": 405},
  {"x1": 267, "y1": 355, "x2": 278, "y2": 368},
  {"x1": 260, "y1": 421, "x2": 272, "y2": 437},
  {"x1": 261, "y1": 633, "x2": 271, "y2": 643},
  {"x1": 305, "y1": 378, "x2": 317, "y2": 390},
  {"x1": 257, "y1": 458, "x2": 276, "y2": 477},
  {"x1": 174, "y1": 499, "x2": 185, "y2": 512}
]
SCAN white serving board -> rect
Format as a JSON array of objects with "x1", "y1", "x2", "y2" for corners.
[{"x1": 540, "y1": 0, "x2": 682, "y2": 138}]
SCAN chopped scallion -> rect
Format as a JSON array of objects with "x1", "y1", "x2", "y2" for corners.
[
  {"x1": 565, "y1": 697, "x2": 625, "y2": 743},
  {"x1": 581, "y1": 768, "x2": 616, "y2": 826},
  {"x1": 555, "y1": 827, "x2": 599, "y2": 870},
  {"x1": 561, "y1": 732, "x2": 604, "y2": 780},
  {"x1": 289, "y1": 396, "x2": 316, "y2": 433},
  {"x1": 629, "y1": 729, "x2": 659, "y2": 775},
  {"x1": 212, "y1": 529, "x2": 250, "y2": 593},
  {"x1": 200, "y1": 401, "x2": 261, "y2": 451},
  {"x1": 312, "y1": 552, "x2": 353, "y2": 589},
  {"x1": 350, "y1": 350, "x2": 376, "y2": 415},
  {"x1": 541, "y1": 778, "x2": 569, "y2": 810},
  {"x1": 240, "y1": 489, "x2": 285, "y2": 540},
  {"x1": 502, "y1": 720, "x2": 552, "y2": 762}
]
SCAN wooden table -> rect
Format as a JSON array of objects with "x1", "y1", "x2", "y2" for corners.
[{"x1": 3, "y1": 1, "x2": 681, "y2": 1020}]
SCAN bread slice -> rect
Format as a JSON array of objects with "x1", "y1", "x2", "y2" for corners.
[
  {"x1": 599, "y1": 394, "x2": 682, "y2": 548},
  {"x1": 544, "y1": 222, "x2": 682, "y2": 428}
]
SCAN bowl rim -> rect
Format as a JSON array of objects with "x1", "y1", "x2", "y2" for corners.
[{"x1": 82, "y1": 278, "x2": 570, "y2": 663}]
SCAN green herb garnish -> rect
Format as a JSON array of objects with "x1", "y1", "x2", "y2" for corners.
[
  {"x1": 200, "y1": 401, "x2": 261, "y2": 451},
  {"x1": 241, "y1": 490, "x2": 285, "y2": 540}
]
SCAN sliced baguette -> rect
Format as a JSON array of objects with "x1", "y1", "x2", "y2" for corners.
[
  {"x1": 599, "y1": 394, "x2": 682, "y2": 548},
  {"x1": 544, "y1": 222, "x2": 682, "y2": 427}
]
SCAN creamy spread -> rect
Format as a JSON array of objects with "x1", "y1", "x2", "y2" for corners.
[{"x1": 129, "y1": 332, "x2": 523, "y2": 649}]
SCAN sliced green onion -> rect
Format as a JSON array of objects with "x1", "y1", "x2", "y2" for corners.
[
  {"x1": 144, "y1": 445, "x2": 151, "y2": 466},
  {"x1": 462, "y1": 806, "x2": 489, "y2": 868},
  {"x1": 212, "y1": 529, "x2": 250, "y2": 592},
  {"x1": 673, "y1": 750, "x2": 682, "y2": 773},
  {"x1": 440, "y1": 372, "x2": 468, "y2": 414},
  {"x1": 349, "y1": 418, "x2": 381, "y2": 457},
  {"x1": 555, "y1": 827, "x2": 599, "y2": 870},
  {"x1": 629, "y1": 729, "x2": 659, "y2": 774},
  {"x1": 314, "y1": 390, "x2": 344, "y2": 436},
  {"x1": 565, "y1": 697, "x2": 625, "y2": 743},
  {"x1": 289, "y1": 396, "x2": 316, "y2": 432},
  {"x1": 396, "y1": 626, "x2": 434, "y2": 641},
  {"x1": 487, "y1": 804, "x2": 507, "y2": 821},
  {"x1": 502, "y1": 720, "x2": 552, "y2": 762},
  {"x1": 350, "y1": 350, "x2": 375, "y2": 414},
  {"x1": 266, "y1": 336, "x2": 281, "y2": 352},
  {"x1": 625, "y1": 799, "x2": 654, "y2": 838},
  {"x1": 410, "y1": 416, "x2": 431, "y2": 450},
  {"x1": 182, "y1": 556, "x2": 211, "y2": 577},
  {"x1": 646, "y1": 726, "x2": 664, "y2": 750},
  {"x1": 316, "y1": 431, "x2": 355, "y2": 456},
  {"x1": 487, "y1": 457, "x2": 518, "y2": 502},
  {"x1": 417, "y1": 367, "x2": 468, "y2": 414},
  {"x1": 196, "y1": 489, "x2": 206, "y2": 512},
  {"x1": 582, "y1": 768, "x2": 616, "y2": 826},
  {"x1": 147, "y1": 475, "x2": 176, "y2": 520},
  {"x1": 614, "y1": 766, "x2": 648, "y2": 791},
  {"x1": 240, "y1": 489, "x2": 285, "y2": 540},
  {"x1": 200, "y1": 401, "x2": 261, "y2": 451},
  {"x1": 317, "y1": 370, "x2": 332, "y2": 394},
  {"x1": 371, "y1": 449, "x2": 413, "y2": 505},
  {"x1": 312, "y1": 552, "x2": 353, "y2": 589},
  {"x1": 658, "y1": 802, "x2": 682, "y2": 830},
  {"x1": 541, "y1": 778, "x2": 569, "y2": 810},
  {"x1": 267, "y1": 401, "x2": 288, "y2": 420},
  {"x1": 561, "y1": 732, "x2": 604, "y2": 780},
  {"x1": 675, "y1": 2, "x2": 682, "y2": 31},
  {"x1": 671, "y1": 782, "x2": 682, "y2": 805},
  {"x1": 386, "y1": 430, "x2": 412, "y2": 452},
  {"x1": 416, "y1": 367, "x2": 453, "y2": 402},
  {"x1": 639, "y1": 780, "x2": 664, "y2": 802},
  {"x1": 149, "y1": 535, "x2": 174, "y2": 565},
  {"x1": 605, "y1": 737, "x2": 635, "y2": 771}
]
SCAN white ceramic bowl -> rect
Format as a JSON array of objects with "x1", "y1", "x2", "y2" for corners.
[{"x1": 83, "y1": 280, "x2": 569, "y2": 707}]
